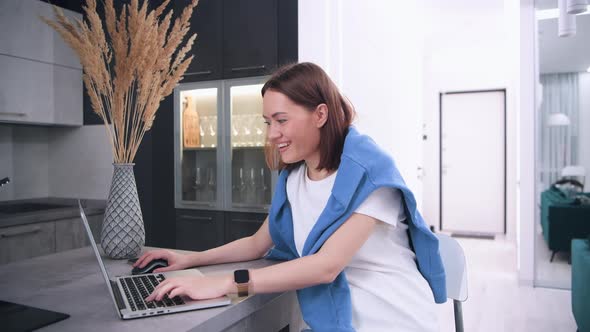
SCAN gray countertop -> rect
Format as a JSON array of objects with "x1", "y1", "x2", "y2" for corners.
[
  {"x1": 0, "y1": 198, "x2": 105, "y2": 228},
  {"x1": 0, "y1": 246, "x2": 302, "y2": 332}
]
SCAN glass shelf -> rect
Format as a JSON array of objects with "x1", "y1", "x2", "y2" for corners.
[{"x1": 174, "y1": 77, "x2": 275, "y2": 212}]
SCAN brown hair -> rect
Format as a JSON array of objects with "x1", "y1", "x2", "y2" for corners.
[{"x1": 261, "y1": 62, "x2": 355, "y2": 171}]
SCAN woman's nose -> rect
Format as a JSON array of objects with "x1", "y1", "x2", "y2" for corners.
[{"x1": 267, "y1": 124, "x2": 281, "y2": 141}]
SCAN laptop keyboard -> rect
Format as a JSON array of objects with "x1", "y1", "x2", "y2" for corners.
[{"x1": 120, "y1": 274, "x2": 185, "y2": 311}]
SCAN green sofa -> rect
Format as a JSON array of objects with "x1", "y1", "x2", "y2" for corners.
[
  {"x1": 540, "y1": 188, "x2": 590, "y2": 261},
  {"x1": 572, "y1": 239, "x2": 590, "y2": 332}
]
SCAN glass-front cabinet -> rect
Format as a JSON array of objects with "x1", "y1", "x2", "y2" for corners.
[{"x1": 174, "y1": 77, "x2": 274, "y2": 212}]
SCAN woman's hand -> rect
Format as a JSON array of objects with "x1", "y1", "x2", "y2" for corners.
[
  {"x1": 133, "y1": 249, "x2": 193, "y2": 273},
  {"x1": 145, "y1": 274, "x2": 235, "y2": 302}
]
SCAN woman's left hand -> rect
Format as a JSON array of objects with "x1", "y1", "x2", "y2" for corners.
[{"x1": 145, "y1": 274, "x2": 235, "y2": 302}]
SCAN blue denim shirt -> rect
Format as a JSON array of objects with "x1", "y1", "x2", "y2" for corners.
[{"x1": 266, "y1": 126, "x2": 446, "y2": 331}]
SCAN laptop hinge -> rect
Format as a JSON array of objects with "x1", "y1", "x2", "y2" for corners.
[{"x1": 110, "y1": 280, "x2": 126, "y2": 311}]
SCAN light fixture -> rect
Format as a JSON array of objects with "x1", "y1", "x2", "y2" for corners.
[
  {"x1": 567, "y1": 0, "x2": 588, "y2": 14},
  {"x1": 587, "y1": 65, "x2": 590, "y2": 72},
  {"x1": 559, "y1": 0, "x2": 577, "y2": 37},
  {"x1": 536, "y1": 5, "x2": 590, "y2": 20},
  {"x1": 547, "y1": 112, "x2": 571, "y2": 126}
]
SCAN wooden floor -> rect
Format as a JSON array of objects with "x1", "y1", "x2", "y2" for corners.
[{"x1": 435, "y1": 237, "x2": 577, "y2": 332}]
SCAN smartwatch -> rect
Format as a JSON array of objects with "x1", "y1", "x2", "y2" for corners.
[{"x1": 233, "y1": 269, "x2": 250, "y2": 297}]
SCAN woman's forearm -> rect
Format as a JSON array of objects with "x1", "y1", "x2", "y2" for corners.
[
  {"x1": 187, "y1": 236, "x2": 267, "y2": 267},
  {"x1": 248, "y1": 253, "x2": 336, "y2": 294}
]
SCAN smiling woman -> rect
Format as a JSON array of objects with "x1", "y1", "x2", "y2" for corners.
[{"x1": 137, "y1": 62, "x2": 445, "y2": 332}]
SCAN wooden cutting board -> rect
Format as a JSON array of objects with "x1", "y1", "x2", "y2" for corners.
[{"x1": 183, "y1": 96, "x2": 201, "y2": 148}]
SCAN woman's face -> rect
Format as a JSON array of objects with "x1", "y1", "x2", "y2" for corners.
[{"x1": 262, "y1": 90, "x2": 326, "y2": 166}]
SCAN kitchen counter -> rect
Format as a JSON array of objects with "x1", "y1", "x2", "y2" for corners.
[
  {"x1": 0, "y1": 246, "x2": 303, "y2": 332},
  {"x1": 0, "y1": 198, "x2": 104, "y2": 228}
]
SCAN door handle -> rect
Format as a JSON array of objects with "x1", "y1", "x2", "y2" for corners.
[
  {"x1": 231, "y1": 65, "x2": 266, "y2": 72},
  {"x1": 185, "y1": 70, "x2": 213, "y2": 76},
  {"x1": 0, "y1": 227, "x2": 42, "y2": 238},
  {"x1": 0, "y1": 112, "x2": 27, "y2": 117},
  {"x1": 179, "y1": 215, "x2": 213, "y2": 222},
  {"x1": 232, "y1": 218, "x2": 263, "y2": 224}
]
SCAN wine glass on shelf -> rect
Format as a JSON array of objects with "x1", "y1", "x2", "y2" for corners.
[
  {"x1": 199, "y1": 117, "x2": 205, "y2": 148},
  {"x1": 206, "y1": 167, "x2": 216, "y2": 202},
  {"x1": 193, "y1": 167, "x2": 202, "y2": 201},
  {"x1": 231, "y1": 120, "x2": 240, "y2": 148},
  {"x1": 256, "y1": 167, "x2": 269, "y2": 205}
]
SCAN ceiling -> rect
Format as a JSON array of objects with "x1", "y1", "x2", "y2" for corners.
[
  {"x1": 538, "y1": 11, "x2": 590, "y2": 73},
  {"x1": 535, "y1": 0, "x2": 590, "y2": 73}
]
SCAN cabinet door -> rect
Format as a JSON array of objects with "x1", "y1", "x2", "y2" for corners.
[
  {"x1": 225, "y1": 211, "x2": 266, "y2": 243},
  {"x1": 0, "y1": 54, "x2": 54, "y2": 124},
  {"x1": 55, "y1": 217, "x2": 89, "y2": 252},
  {"x1": 277, "y1": 0, "x2": 298, "y2": 66},
  {"x1": 55, "y1": 213, "x2": 103, "y2": 252},
  {"x1": 176, "y1": 209, "x2": 224, "y2": 251},
  {"x1": 179, "y1": 0, "x2": 223, "y2": 82},
  {"x1": 226, "y1": 79, "x2": 273, "y2": 210},
  {"x1": 223, "y1": 0, "x2": 277, "y2": 78},
  {"x1": 175, "y1": 82, "x2": 223, "y2": 209},
  {"x1": 0, "y1": 222, "x2": 56, "y2": 265}
]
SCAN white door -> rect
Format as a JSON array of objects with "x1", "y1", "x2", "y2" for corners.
[{"x1": 441, "y1": 90, "x2": 505, "y2": 234}]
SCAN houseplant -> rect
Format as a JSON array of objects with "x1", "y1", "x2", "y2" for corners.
[{"x1": 43, "y1": 0, "x2": 199, "y2": 258}]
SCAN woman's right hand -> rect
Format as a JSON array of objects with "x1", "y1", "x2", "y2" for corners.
[{"x1": 133, "y1": 249, "x2": 193, "y2": 273}]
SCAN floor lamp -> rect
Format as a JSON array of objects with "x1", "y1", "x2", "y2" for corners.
[{"x1": 547, "y1": 112, "x2": 571, "y2": 185}]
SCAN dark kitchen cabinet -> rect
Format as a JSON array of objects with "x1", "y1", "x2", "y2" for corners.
[
  {"x1": 222, "y1": 0, "x2": 277, "y2": 78},
  {"x1": 176, "y1": 209, "x2": 225, "y2": 251},
  {"x1": 178, "y1": 0, "x2": 224, "y2": 82},
  {"x1": 225, "y1": 211, "x2": 266, "y2": 243},
  {"x1": 178, "y1": 0, "x2": 297, "y2": 82},
  {"x1": 175, "y1": 209, "x2": 266, "y2": 251}
]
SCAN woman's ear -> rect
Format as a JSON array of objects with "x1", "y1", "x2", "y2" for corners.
[{"x1": 315, "y1": 103, "x2": 328, "y2": 128}]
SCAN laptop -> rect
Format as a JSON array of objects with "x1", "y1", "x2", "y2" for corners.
[{"x1": 77, "y1": 200, "x2": 231, "y2": 320}]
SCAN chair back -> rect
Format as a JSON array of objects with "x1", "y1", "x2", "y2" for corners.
[{"x1": 436, "y1": 233, "x2": 468, "y2": 302}]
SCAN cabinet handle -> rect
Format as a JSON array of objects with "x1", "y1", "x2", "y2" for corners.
[
  {"x1": 179, "y1": 215, "x2": 214, "y2": 222},
  {"x1": 185, "y1": 70, "x2": 213, "y2": 76},
  {"x1": 0, "y1": 112, "x2": 27, "y2": 117},
  {"x1": 232, "y1": 218, "x2": 263, "y2": 224},
  {"x1": 0, "y1": 227, "x2": 42, "y2": 238},
  {"x1": 231, "y1": 65, "x2": 266, "y2": 72}
]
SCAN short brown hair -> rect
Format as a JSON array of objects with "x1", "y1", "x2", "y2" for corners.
[{"x1": 261, "y1": 62, "x2": 355, "y2": 171}]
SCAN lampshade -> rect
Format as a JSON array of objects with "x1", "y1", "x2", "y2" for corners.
[
  {"x1": 567, "y1": 0, "x2": 588, "y2": 14},
  {"x1": 560, "y1": 0, "x2": 577, "y2": 37},
  {"x1": 547, "y1": 113, "x2": 571, "y2": 126}
]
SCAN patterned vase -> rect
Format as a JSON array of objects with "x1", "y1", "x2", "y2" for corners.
[{"x1": 101, "y1": 163, "x2": 145, "y2": 259}]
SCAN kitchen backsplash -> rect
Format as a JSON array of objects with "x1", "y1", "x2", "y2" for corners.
[{"x1": 0, "y1": 124, "x2": 112, "y2": 201}]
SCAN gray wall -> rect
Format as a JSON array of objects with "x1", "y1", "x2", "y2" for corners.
[
  {"x1": 0, "y1": 124, "x2": 112, "y2": 201},
  {"x1": 0, "y1": 127, "x2": 14, "y2": 200},
  {"x1": 49, "y1": 126, "x2": 112, "y2": 199}
]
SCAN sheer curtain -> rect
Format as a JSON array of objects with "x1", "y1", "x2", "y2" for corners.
[{"x1": 539, "y1": 73, "x2": 580, "y2": 188}]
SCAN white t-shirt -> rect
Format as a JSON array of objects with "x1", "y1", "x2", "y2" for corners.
[{"x1": 287, "y1": 163, "x2": 438, "y2": 332}]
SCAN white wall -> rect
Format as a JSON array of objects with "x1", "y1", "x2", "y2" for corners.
[
  {"x1": 578, "y1": 73, "x2": 590, "y2": 191},
  {"x1": 421, "y1": 0, "x2": 519, "y2": 240},
  {"x1": 299, "y1": 0, "x2": 425, "y2": 206},
  {"x1": 518, "y1": 0, "x2": 536, "y2": 286}
]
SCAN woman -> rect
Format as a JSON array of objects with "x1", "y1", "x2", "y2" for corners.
[{"x1": 138, "y1": 62, "x2": 445, "y2": 331}]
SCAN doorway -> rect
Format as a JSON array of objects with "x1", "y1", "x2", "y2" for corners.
[{"x1": 439, "y1": 89, "x2": 506, "y2": 236}]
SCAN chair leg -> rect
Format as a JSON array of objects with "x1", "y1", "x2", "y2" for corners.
[
  {"x1": 550, "y1": 251, "x2": 557, "y2": 262},
  {"x1": 453, "y1": 300, "x2": 464, "y2": 332}
]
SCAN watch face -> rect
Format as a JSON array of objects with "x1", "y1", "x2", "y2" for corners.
[{"x1": 234, "y1": 269, "x2": 250, "y2": 283}]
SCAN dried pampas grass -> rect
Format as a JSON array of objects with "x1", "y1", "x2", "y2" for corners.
[{"x1": 42, "y1": 0, "x2": 198, "y2": 163}]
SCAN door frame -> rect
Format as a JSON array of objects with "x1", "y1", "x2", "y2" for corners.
[{"x1": 439, "y1": 88, "x2": 507, "y2": 234}]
